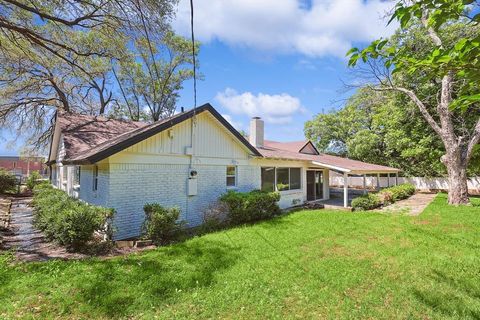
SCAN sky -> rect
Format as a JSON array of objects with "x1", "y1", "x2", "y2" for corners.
[{"x1": 0, "y1": 0, "x2": 397, "y2": 156}]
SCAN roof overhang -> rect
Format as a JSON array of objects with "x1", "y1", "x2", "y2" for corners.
[{"x1": 311, "y1": 161, "x2": 401, "y2": 174}]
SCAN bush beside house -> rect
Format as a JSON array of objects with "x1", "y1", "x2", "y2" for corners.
[
  {"x1": 26, "y1": 171, "x2": 42, "y2": 190},
  {"x1": 352, "y1": 183, "x2": 416, "y2": 211},
  {"x1": 143, "y1": 203, "x2": 185, "y2": 245},
  {"x1": 32, "y1": 184, "x2": 114, "y2": 250},
  {"x1": 0, "y1": 169, "x2": 17, "y2": 194},
  {"x1": 220, "y1": 190, "x2": 281, "y2": 224}
]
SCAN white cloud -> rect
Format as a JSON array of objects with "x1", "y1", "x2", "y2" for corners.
[
  {"x1": 221, "y1": 114, "x2": 243, "y2": 131},
  {"x1": 215, "y1": 88, "x2": 304, "y2": 124},
  {"x1": 173, "y1": 0, "x2": 396, "y2": 57}
]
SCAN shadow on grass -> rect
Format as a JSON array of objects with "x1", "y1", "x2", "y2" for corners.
[
  {"x1": 76, "y1": 238, "x2": 240, "y2": 317},
  {"x1": 3, "y1": 238, "x2": 240, "y2": 318},
  {"x1": 413, "y1": 269, "x2": 480, "y2": 319}
]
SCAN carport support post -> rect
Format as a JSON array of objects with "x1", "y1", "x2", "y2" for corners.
[
  {"x1": 343, "y1": 172, "x2": 349, "y2": 208},
  {"x1": 376, "y1": 173, "x2": 380, "y2": 191},
  {"x1": 387, "y1": 173, "x2": 390, "y2": 187},
  {"x1": 395, "y1": 172, "x2": 399, "y2": 186},
  {"x1": 363, "y1": 174, "x2": 367, "y2": 194}
]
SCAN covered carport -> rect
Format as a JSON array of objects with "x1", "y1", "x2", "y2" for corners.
[{"x1": 311, "y1": 159, "x2": 401, "y2": 208}]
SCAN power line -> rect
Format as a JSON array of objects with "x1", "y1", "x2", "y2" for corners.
[{"x1": 189, "y1": 0, "x2": 197, "y2": 114}]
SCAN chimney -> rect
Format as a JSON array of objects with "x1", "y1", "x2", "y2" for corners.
[{"x1": 249, "y1": 117, "x2": 264, "y2": 148}]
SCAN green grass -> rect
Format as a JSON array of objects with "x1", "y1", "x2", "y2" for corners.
[{"x1": 1, "y1": 193, "x2": 480, "y2": 319}]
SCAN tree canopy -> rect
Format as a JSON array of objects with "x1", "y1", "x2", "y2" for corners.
[{"x1": 0, "y1": 0, "x2": 199, "y2": 151}]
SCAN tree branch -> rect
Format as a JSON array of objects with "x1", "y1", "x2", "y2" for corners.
[{"x1": 372, "y1": 85, "x2": 444, "y2": 137}]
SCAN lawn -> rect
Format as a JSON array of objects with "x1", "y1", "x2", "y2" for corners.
[{"x1": 1, "y1": 193, "x2": 480, "y2": 319}]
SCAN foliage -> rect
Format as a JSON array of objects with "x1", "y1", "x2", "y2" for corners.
[
  {"x1": 346, "y1": 0, "x2": 480, "y2": 204},
  {"x1": 382, "y1": 183, "x2": 416, "y2": 202},
  {"x1": 32, "y1": 184, "x2": 113, "y2": 250},
  {"x1": 114, "y1": 31, "x2": 200, "y2": 122},
  {"x1": 305, "y1": 87, "x2": 459, "y2": 176},
  {"x1": 0, "y1": 169, "x2": 17, "y2": 194},
  {"x1": 26, "y1": 171, "x2": 43, "y2": 190},
  {"x1": 1, "y1": 194, "x2": 479, "y2": 319},
  {"x1": 352, "y1": 183, "x2": 416, "y2": 211},
  {"x1": 0, "y1": 0, "x2": 197, "y2": 151},
  {"x1": 143, "y1": 203, "x2": 185, "y2": 245},
  {"x1": 200, "y1": 201, "x2": 230, "y2": 233},
  {"x1": 220, "y1": 190, "x2": 281, "y2": 224},
  {"x1": 351, "y1": 193, "x2": 383, "y2": 211}
]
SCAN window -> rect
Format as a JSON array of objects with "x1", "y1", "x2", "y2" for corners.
[
  {"x1": 226, "y1": 166, "x2": 236, "y2": 187},
  {"x1": 261, "y1": 167, "x2": 275, "y2": 191},
  {"x1": 276, "y1": 168, "x2": 289, "y2": 191},
  {"x1": 93, "y1": 165, "x2": 98, "y2": 191},
  {"x1": 74, "y1": 166, "x2": 81, "y2": 186},
  {"x1": 62, "y1": 166, "x2": 67, "y2": 185},
  {"x1": 261, "y1": 167, "x2": 302, "y2": 192},
  {"x1": 290, "y1": 168, "x2": 301, "y2": 190}
]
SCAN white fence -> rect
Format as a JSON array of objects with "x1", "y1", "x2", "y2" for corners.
[{"x1": 329, "y1": 173, "x2": 480, "y2": 194}]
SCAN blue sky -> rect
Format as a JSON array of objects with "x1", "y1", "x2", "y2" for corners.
[{"x1": 0, "y1": 0, "x2": 396, "y2": 156}]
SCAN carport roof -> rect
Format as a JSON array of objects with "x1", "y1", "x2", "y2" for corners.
[{"x1": 258, "y1": 140, "x2": 400, "y2": 174}]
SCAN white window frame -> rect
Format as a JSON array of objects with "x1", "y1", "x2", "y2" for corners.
[
  {"x1": 226, "y1": 166, "x2": 237, "y2": 188},
  {"x1": 92, "y1": 165, "x2": 98, "y2": 191},
  {"x1": 73, "y1": 166, "x2": 81, "y2": 188},
  {"x1": 261, "y1": 167, "x2": 302, "y2": 192}
]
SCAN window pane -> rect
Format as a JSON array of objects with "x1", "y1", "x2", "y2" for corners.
[
  {"x1": 226, "y1": 166, "x2": 236, "y2": 176},
  {"x1": 276, "y1": 168, "x2": 289, "y2": 191},
  {"x1": 290, "y1": 168, "x2": 301, "y2": 190},
  {"x1": 261, "y1": 167, "x2": 275, "y2": 191},
  {"x1": 226, "y1": 176, "x2": 236, "y2": 187}
]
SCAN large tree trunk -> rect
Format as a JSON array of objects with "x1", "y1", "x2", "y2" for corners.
[{"x1": 442, "y1": 147, "x2": 470, "y2": 205}]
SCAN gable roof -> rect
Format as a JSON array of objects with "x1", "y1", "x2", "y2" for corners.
[
  {"x1": 53, "y1": 103, "x2": 261, "y2": 165},
  {"x1": 260, "y1": 140, "x2": 400, "y2": 174}
]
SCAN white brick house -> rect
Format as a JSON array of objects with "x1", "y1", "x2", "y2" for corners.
[{"x1": 47, "y1": 103, "x2": 400, "y2": 240}]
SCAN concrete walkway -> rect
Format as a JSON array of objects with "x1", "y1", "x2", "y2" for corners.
[
  {"x1": 1, "y1": 197, "x2": 84, "y2": 262},
  {"x1": 378, "y1": 193, "x2": 437, "y2": 216}
]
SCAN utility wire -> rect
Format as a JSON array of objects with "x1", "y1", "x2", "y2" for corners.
[{"x1": 189, "y1": 0, "x2": 197, "y2": 116}]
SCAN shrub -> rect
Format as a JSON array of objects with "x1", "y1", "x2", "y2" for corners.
[
  {"x1": 32, "y1": 184, "x2": 114, "y2": 250},
  {"x1": 143, "y1": 203, "x2": 185, "y2": 245},
  {"x1": 220, "y1": 190, "x2": 280, "y2": 224},
  {"x1": 0, "y1": 169, "x2": 17, "y2": 194},
  {"x1": 200, "y1": 201, "x2": 230, "y2": 233},
  {"x1": 26, "y1": 171, "x2": 43, "y2": 190},
  {"x1": 351, "y1": 193, "x2": 382, "y2": 211},
  {"x1": 381, "y1": 183, "x2": 415, "y2": 202}
]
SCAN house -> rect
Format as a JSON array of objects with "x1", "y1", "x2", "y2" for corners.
[
  {"x1": 0, "y1": 155, "x2": 48, "y2": 178},
  {"x1": 47, "y1": 103, "x2": 400, "y2": 240}
]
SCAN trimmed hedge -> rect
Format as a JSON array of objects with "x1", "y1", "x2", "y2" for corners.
[
  {"x1": 352, "y1": 183, "x2": 416, "y2": 211},
  {"x1": 351, "y1": 193, "x2": 382, "y2": 211},
  {"x1": 220, "y1": 190, "x2": 281, "y2": 224},
  {"x1": 143, "y1": 203, "x2": 185, "y2": 245},
  {"x1": 0, "y1": 169, "x2": 16, "y2": 194},
  {"x1": 32, "y1": 184, "x2": 114, "y2": 250},
  {"x1": 383, "y1": 183, "x2": 416, "y2": 201}
]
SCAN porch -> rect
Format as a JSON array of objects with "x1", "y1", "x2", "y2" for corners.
[{"x1": 310, "y1": 160, "x2": 402, "y2": 208}]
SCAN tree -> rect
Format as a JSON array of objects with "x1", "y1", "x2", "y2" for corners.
[
  {"x1": 115, "y1": 31, "x2": 199, "y2": 122},
  {"x1": 347, "y1": 0, "x2": 480, "y2": 205},
  {"x1": 305, "y1": 88, "x2": 450, "y2": 177},
  {"x1": 0, "y1": 0, "x2": 198, "y2": 151}
]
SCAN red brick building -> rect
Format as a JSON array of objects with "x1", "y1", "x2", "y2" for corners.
[{"x1": 0, "y1": 156, "x2": 47, "y2": 177}]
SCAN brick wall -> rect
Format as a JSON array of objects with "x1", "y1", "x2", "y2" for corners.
[{"x1": 107, "y1": 163, "x2": 260, "y2": 240}]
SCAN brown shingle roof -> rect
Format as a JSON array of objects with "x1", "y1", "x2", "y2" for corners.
[
  {"x1": 53, "y1": 104, "x2": 399, "y2": 173},
  {"x1": 57, "y1": 104, "x2": 261, "y2": 164},
  {"x1": 58, "y1": 113, "x2": 146, "y2": 161},
  {"x1": 259, "y1": 140, "x2": 400, "y2": 173}
]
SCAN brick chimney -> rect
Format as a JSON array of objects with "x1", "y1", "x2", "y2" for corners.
[{"x1": 249, "y1": 117, "x2": 264, "y2": 148}]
